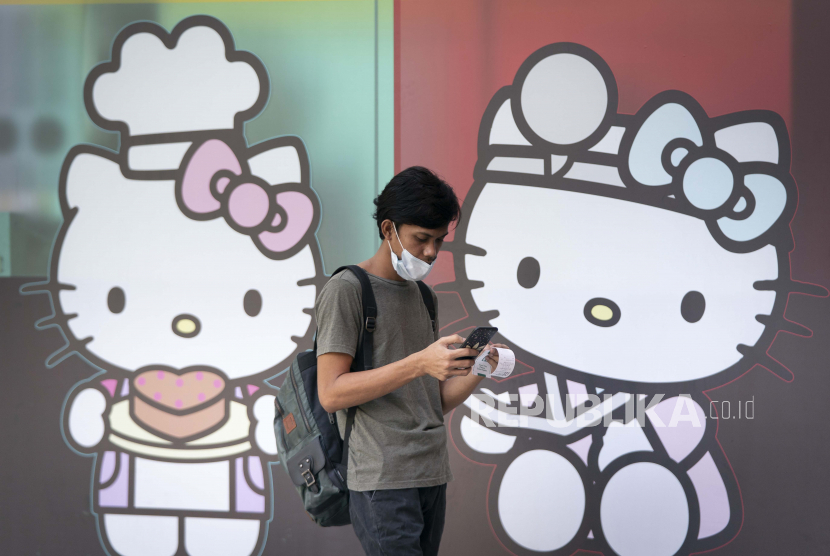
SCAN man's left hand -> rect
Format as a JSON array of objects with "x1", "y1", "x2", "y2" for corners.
[{"x1": 484, "y1": 343, "x2": 509, "y2": 372}]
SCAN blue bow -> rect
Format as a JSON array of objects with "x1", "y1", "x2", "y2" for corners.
[{"x1": 622, "y1": 93, "x2": 792, "y2": 251}]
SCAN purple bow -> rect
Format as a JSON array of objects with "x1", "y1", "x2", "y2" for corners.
[{"x1": 177, "y1": 139, "x2": 314, "y2": 256}]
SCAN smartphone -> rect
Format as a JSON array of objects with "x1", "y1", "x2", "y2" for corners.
[{"x1": 455, "y1": 327, "x2": 498, "y2": 360}]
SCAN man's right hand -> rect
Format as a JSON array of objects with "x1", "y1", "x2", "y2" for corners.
[{"x1": 413, "y1": 335, "x2": 480, "y2": 381}]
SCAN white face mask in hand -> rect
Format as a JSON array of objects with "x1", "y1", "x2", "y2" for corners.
[{"x1": 388, "y1": 223, "x2": 435, "y2": 281}]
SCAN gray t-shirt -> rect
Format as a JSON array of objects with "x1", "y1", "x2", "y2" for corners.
[{"x1": 314, "y1": 269, "x2": 453, "y2": 491}]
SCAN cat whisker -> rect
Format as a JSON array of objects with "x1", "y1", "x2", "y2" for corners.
[
  {"x1": 440, "y1": 241, "x2": 487, "y2": 257},
  {"x1": 736, "y1": 344, "x2": 794, "y2": 381},
  {"x1": 755, "y1": 314, "x2": 812, "y2": 337},
  {"x1": 44, "y1": 343, "x2": 76, "y2": 368},
  {"x1": 754, "y1": 279, "x2": 829, "y2": 297},
  {"x1": 19, "y1": 280, "x2": 52, "y2": 295},
  {"x1": 35, "y1": 313, "x2": 78, "y2": 331}
]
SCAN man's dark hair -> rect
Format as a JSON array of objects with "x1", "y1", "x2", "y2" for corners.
[{"x1": 373, "y1": 166, "x2": 462, "y2": 240}]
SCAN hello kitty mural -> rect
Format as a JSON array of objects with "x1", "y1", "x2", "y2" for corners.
[
  {"x1": 24, "y1": 16, "x2": 323, "y2": 556},
  {"x1": 444, "y1": 43, "x2": 826, "y2": 556}
]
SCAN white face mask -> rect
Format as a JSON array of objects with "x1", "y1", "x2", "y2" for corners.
[{"x1": 388, "y1": 223, "x2": 435, "y2": 281}]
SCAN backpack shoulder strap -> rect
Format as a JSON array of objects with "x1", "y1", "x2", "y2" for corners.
[
  {"x1": 326, "y1": 265, "x2": 377, "y2": 371},
  {"x1": 416, "y1": 281, "x2": 436, "y2": 335},
  {"x1": 328, "y1": 265, "x2": 377, "y2": 467},
  {"x1": 334, "y1": 265, "x2": 377, "y2": 372}
]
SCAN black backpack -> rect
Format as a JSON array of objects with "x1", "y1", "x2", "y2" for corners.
[{"x1": 273, "y1": 265, "x2": 436, "y2": 526}]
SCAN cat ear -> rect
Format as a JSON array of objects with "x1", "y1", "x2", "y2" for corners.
[
  {"x1": 487, "y1": 93, "x2": 532, "y2": 148},
  {"x1": 61, "y1": 148, "x2": 122, "y2": 211},
  {"x1": 713, "y1": 111, "x2": 790, "y2": 167},
  {"x1": 477, "y1": 88, "x2": 551, "y2": 176},
  {"x1": 247, "y1": 137, "x2": 309, "y2": 187},
  {"x1": 246, "y1": 137, "x2": 320, "y2": 258},
  {"x1": 712, "y1": 113, "x2": 793, "y2": 246}
]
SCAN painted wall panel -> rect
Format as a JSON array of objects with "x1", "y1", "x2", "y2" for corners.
[{"x1": 1, "y1": 2, "x2": 829, "y2": 555}]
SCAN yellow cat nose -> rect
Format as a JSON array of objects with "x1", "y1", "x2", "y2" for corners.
[
  {"x1": 172, "y1": 314, "x2": 201, "y2": 338},
  {"x1": 591, "y1": 305, "x2": 613, "y2": 321},
  {"x1": 584, "y1": 298, "x2": 621, "y2": 327}
]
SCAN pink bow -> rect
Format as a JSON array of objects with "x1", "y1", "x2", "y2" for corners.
[{"x1": 177, "y1": 140, "x2": 315, "y2": 257}]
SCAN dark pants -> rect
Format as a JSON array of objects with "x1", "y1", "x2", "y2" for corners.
[{"x1": 349, "y1": 484, "x2": 447, "y2": 556}]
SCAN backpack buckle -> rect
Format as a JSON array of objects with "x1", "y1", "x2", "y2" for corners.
[
  {"x1": 365, "y1": 316, "x2": 376, "y2": 332},
  {"x1": 301, "y1": 469, "x2": 316, "y2": 488}
]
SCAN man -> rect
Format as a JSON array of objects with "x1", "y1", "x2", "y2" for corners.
[{"x1": 316, "y1": 166, "x2": 507, "y2": 556}]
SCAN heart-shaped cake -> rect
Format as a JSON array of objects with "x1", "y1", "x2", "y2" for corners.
[
  {"x1": 134, "y1": 369, "x2": 226, "y2": 410},
  {"x1": 132, "y1": 368, "x2": 228, "y2": 440}
]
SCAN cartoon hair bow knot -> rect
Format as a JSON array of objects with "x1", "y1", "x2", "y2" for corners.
[
  {"x1": 665, "y1": 139, "x2": 743, "y2": 217},
  {"x1": 176, "y1": 139, "x2": 315, "y2": 258}
]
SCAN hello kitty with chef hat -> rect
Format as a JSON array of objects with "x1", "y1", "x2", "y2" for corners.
[
  {"x1": 444, "y1": 42, "x2": 824, "y2": 556},
  {"x1": 32, "y1": 15, "x2": 324, "y2": 556}
]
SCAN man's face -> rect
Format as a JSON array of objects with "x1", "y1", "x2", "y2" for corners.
[{"x1": 387, "y1": 221, "x2": 449, "y2": 264}]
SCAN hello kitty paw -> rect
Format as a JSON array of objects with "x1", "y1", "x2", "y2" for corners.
[
  {"x1": 66, "y1": 387, "x2": 108, "y2": 451},
  {"x1": 252, "y1": 395, "x2": 277, "y2": 456}
]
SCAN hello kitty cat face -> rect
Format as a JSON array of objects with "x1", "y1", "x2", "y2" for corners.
[
  {"x1": 456, "y1": 43, "x2": 796, "y2": 387},
  {"x1": 54, "y1": 149, "x2": 318, "y2": 380},
  {"x1": 465, "y1": 184, "x2": 779, "y2": 383}
]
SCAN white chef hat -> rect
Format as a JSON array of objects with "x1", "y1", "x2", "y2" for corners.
[{"x1": 85, "y1": 16, "x2": 267, "y2": 141}]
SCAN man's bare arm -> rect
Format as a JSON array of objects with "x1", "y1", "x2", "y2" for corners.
[
  {"x1": 438, "y1": 373, "x2": 484, "y2": 415},
  {"x1": 317, "y1": 334, "x2": 479, "y2": 413}
]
